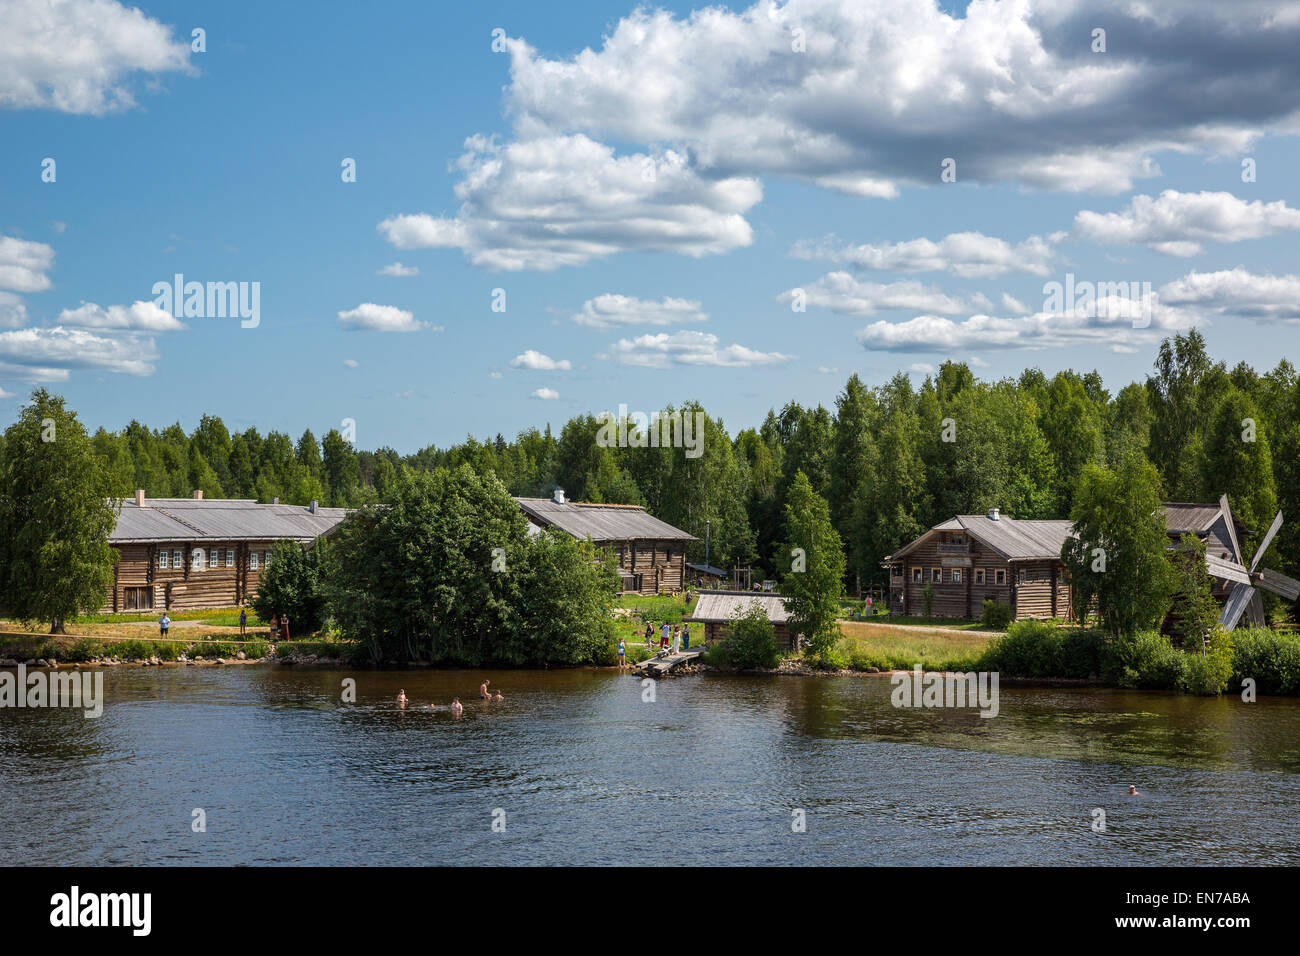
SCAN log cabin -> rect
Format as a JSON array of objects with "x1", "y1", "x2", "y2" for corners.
[
  {"x1": 686, "y1": 590, "x2": 796, "y2": 647},
  {"x1": 883, "y1": 508, "x2": 1075, "y2": 621},
  {"x1": 103, "y1": 490, "x2": 349, "y2": 613},
  {"x1": 514, "y1": 489, "x2": 695, "y2": 595}
]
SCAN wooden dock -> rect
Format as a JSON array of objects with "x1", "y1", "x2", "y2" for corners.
[{"x1": 632, "y1": 647, "x2": 705, "y2": 677}]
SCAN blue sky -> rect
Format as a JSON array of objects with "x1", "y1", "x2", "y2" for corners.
[{"x1": 3, "y1": 0, "x2": 1299, "y2": 451}]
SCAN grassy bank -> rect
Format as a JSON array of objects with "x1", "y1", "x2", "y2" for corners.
[{"x1": 0, "y1": 634, "x2": 271, "y2": 662}]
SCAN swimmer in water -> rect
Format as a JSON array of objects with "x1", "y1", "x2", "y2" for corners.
[
  {"x1": 493, "y1": 690, "x2": 503, "y2": 701},
  {"x1": 397, "y1": 689, "x2": 408, "y2": 708},
  {"x1": 451, "y1": 697, "x2": 463, "y2": 716},
  {"x1": 480, "y1": 679, "x2": 490, "y2": 700},
  {"x1": 1127, "y1": 785, "x2": 1139, "y2": 795}
]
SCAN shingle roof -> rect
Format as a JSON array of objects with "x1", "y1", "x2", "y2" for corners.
[
  {"x1": 688, "y1": 590, "x2": 791, "y2": 624},
  {"x1": 886, "y1": 514, "x2": 1075, "y2": 562},
  {"x1": 1161, "y1": 503, "x2": 1223, "y2": 534},
  {"x1": 514, "y1": 497, "x2": 695, "y2": 542},
  {"x1": 110, "y1": 498, "x2": 349, "y2": 544}
]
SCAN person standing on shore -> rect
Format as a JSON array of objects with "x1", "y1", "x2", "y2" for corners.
[
  {"x1": 280, "y1": 612, "x2": 290, "y2": 643},
  {"x1": 269, "y1": 614, "x2": 279, "y2": 643},
  {"x1": 671, "y1": 624, "x2": 681, "y2": 655},
  {"x1": 644, "y1": 622, "x2": 654, "y2": 646},
  {"x1": 660, "y1": 621, "x2": 670, "y2": 651},
  {"x1": 238, "y1": 607, "x2": 247, "y2": 636},
  {"x1": 682, "y1": 623, "x2": 690, "y2": 650},
  {"x1": 617, "y1": 638, "x2": 626, "y2": 668},
  {"x1": 159, "y1": 613, "x2": 170, "y2": 638}
]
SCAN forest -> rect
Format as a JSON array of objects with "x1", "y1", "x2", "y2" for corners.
[{"x1": 27, "y1": 330, "x2": 1297, "y2": 596}]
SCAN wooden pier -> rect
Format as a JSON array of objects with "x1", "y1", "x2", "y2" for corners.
[{"x1": 632, "y1": 647, "x2": 705, "y2": 677}]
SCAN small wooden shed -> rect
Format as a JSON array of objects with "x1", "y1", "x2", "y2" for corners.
[{"x1": 687, "y1": 589, "x2": 796, "y2": 647}]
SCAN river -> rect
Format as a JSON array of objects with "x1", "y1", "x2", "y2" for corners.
[{"x1": 1, "y1": 665, "x2": 1297, "y2": 865}]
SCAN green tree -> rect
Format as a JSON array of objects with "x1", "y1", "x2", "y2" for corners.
[
  {"x1": 0, "y1": 390, "x2": 119, "y2": 632},
  {"x1": 1167, "y1": 533, "x2": 1218, "y2": 646},
  {"x1": 252, "y1": 539, "x2": 331, "y2": 634},
  {"x1": 779, "y1": 470, "x2": 844, "y2": 662}
]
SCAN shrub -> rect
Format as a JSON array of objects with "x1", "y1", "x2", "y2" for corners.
[
  {"x1": 1230, "y1": 627, "x2": 1300, "y2": 695},
  {"x1": 61, "y1": 638, "x2": 103, "y2": 662},
  {"x1": 922, "y1": 583, "x2": 935, "y2": 618},
  {"x1": 252, "y1": 540, "x2": 331, "y2": 634},
  {"x1": 1099, "y1": 631, "x2": 1186, "y2": 690},
  {"x1": 983, "y1": 619, "x2": 1061, "y2": 677},
  {"x1": 717, "y1": 604, "x2": 780, "y2": 670},
  {"x1": 1058, "y1": 629, "x2": 1104, "y2": 679},
  {"x1": 981, "y1": 600, "x2": 1014, "y2": 629},
  {"x1": 1181, "y1": 627, "x2": 1233, "y2": 696}
]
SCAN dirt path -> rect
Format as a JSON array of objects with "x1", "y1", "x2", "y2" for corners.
[{"x1": 839, "y1": 619, "x2": 1003, "y2": 639}]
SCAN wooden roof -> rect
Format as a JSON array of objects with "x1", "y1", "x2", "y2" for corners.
[
  {"x1": 886, "y1": 514, "x2": 1075, "y2": 562},
  {"x1": 111, "y1": 497, "x2": 349, "y2": 544},
  {"x1": 688, "y1": 590, "x2": 790, "y2": 624},
  {"x1": 514, "y1": 497, "x2": 695, "y2": 542}
]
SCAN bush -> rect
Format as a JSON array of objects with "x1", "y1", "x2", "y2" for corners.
[
  {"x1": 981, "y1": 599, "x2": 1014, "y2": 629},
  {"x1": 1181, "y1": 627, "x2": 1233, "y2": 696},
  {"x1": 61, "y1": 638, "x2": 103, "y2": 662},
  {"x1": 717, "y1": 604, "x2": 780, "y2": 670},
  {"x1": 1099, "y1": 631, "x2": 1186, "y2": 690},
  {"x1": 1230, "y1": 627, "x2": 1300, "y2": 695},
  {"x1": 1058, "y1": 629, "x2": 1104, "y2": 679},
  {"x1": 983, "y1": 619, "x2": 1061, "y2": 677},
  {"x1": 252, "y1": 539, "x2": 331, "y2": 635}
]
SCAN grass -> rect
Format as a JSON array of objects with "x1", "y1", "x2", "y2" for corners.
[
  {"x1": 830, "y1": 620, "x2": 995, "y2": 671},
  {"x1": 68, "y1": 607, "x2": 264, "y2": 626},
  {"x1": 854, "y1": 612, "x2": 991, "y2": 630}
]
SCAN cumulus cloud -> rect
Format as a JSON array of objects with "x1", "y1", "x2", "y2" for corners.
[
  {"x1": 0, "y1": 0, "x2": 193, "y2": 115},
  {"x1": 57, "y1": 300, "x2": 184, "y2": 332},
  {"x1": 857, "y1": 294, "x2": 1193, "y2": 354},
  {"x1": 500, "y1": 0, "x2": 1300, "y2": 196},
  {"x1": 378, "y1": 262, "x2": 419, "y2": 277},
  {"x1": 531, "y1": 387, "x2": 560, "y2": 400},
  {"x1": 573, "y1": 294, "x2": 708, "y2": 329},
  {"x1": 378, "y1": 134, "x2": 760, "y2": 270},
  {"x1": 603, "y1": 330, "x2": 793, "y2": 369},
  {"x1": 1075, "y1": 190, "x2": 1300, "y2": 255},
  {"x1": 792, "y1": 232, "x2": 1062, "y2": 278},
  {"x1": 343, "y1": 359, "x2": 360, "y2": 368},
  {"x1": 0, "y1": 236, "x2": 55, "y2": 292},
  {"x1": 780, "y1": 274, "x2": 972, "y2": 316},
  {"x1": 0, "y1": 292, "x2": 28, "y2": 329},
  {"x1": 0, "y1": 327, "x2": 160, "y2": 377},
  {"x1": 1158, "y1": 267, "x2": 1300, "y2": 323},
  {"x1": 510, "y1": 350, "x2": 572, "y2": 371},
  {"x1": 337, "y1": 303, "x2": 425, "y2": 332}
]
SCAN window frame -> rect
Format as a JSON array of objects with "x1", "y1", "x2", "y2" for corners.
[
  {"x1": 157, "y1": 550, "x2": 169, "y2": 570},
  {"x1": 975, "y1": 568, "x2": 986, "y2": 585},
  {"x1": 208, "y1": 548, "x2": 219, "y2": 569},
  {"x1": 912, "y1": 567, "x2": 922, "y2": 583},
  {"x1": 250, "y1": 551, "x2": 260, "y2": 570},
  {"x1": 226, "y1": 548, "x2": 235, "y2": 568},
  {"x1": 930, "y1": 567, "x2": 942, "y2": 584},
  {"x1": 952, "y1": 568, "x2": 962, "y2": 583},
  {"x1": 995, "y1": 569, "x2": 1007, "y2": 585}
]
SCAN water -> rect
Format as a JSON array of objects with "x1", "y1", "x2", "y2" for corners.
[{"x1": 2, "y1": 665, "x2": 1297, "y2": 865}]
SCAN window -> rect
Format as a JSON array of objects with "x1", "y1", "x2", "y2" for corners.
[
  {"x1": 192, "y1": 548, "x2": 205, "y2": 570},
  {"x1": 157, "y1": 550, "x2": 169, "y2": 569},
  {"x1": 250, "y1": 551, "x2": 259, "y2": 570},
  {"x1": 172, "y1": 549, "x2": 183, "y2": 569},
  {"x1": 1018, "y1": 569, "x2": 1027, "y2": 585},
  {"x1": 226, "y1": 548, "x2": 235, "y2": 568},
  {"x1": 975, "y1": 568, "x2": 986, "y2": 585},
  {"x1": 952, "y1": 568, "x2": 962, "y2": 583},
  {"x1": 995, "y1": 569, "x2": 1006, "y2": 585},
  {"x1": 912, "y1": 568, "x2": 922, "y2": 583},
  {"x1": 891, "y1": 565, "x2": 902, "y2": 578},
  {"x1": 264, "y1": 551, "x2": 272, "y2": 567},
  {"x1": 208, "y1": 549, "x2": 219, "y2": 569},
  {"x1": 931, "y1": 568, "x2": 942, "y2": 583}
]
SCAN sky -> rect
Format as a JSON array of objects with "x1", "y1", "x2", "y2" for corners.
[{"x1": 2, "y1": 0, "x2": 1300, "y2": 452}]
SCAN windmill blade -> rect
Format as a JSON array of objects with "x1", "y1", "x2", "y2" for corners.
[
  {"x1": 1249, "y1": 511, "x2": 1284, "y2": 573},
  {"x1": 1245, "y1": 591, "x2": 1266, "y2": 627},
  {"x1": 1205, "y1": 552, "x2": 1251, "y2": 586},
  {"x1": 1219, "y1": 494, "x2": 1244, "y2": 565},
  {"x1": 1220, "y1": 583, "x2": 1255, "y2": 630},
  {"x1": 1259, "y1": 568, "x2": 1300, "y2": 602}
]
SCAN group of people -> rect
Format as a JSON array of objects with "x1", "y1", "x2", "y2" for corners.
[
  {"x1": 642, "y1": 620, "x2": 690, "y2": 655},
  {"x1": 395, "y1": 679, "x2": 503, "y2": 716},
  {"x1": 266, "y1": 612, "x2": 291, "y2": 643}
]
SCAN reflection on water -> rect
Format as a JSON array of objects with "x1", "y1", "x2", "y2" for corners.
[{"x1": 1, "y1": 666, "x2": 1297, "y2": 865}]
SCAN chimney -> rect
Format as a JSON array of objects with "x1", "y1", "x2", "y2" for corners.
[
  {"x1": 271, "y1": 497, "x2": 279, "y2": 505},
  {"x1": 134, "y1": 489, "x2": 145, "y2": 507},
  {"x1": 309, "y1": 499, "x2": 319, "y2": 514},
  {"x1": 553, "y1": 488, "x2": 566, "y2": 505},
  {"x1": 193, "y1": 489, "x2": 203, "y2": 500},
  {"x1": 988, "y1": 507, "x2": 1000, "y2": 521}
]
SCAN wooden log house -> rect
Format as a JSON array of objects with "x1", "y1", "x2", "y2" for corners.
[
  {"x1": 514, "y1": 490, "x2": 695, "y2": 595},
  {"x1": 686, "y1": 590, "x2": 795, "y2": 647},
  {"x1": 103, "y1": 490, "x2": 349, "y2": 613},
  {"x1": 883, "y1": 509, "x2": 1075, "y2": 621}
]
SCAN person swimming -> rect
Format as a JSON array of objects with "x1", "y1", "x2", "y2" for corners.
[
  {"x1": 1127, "y1": 785, "x2": 1140, "y2": 795},
  {"x1": 493, "y1": 690, "x2": 503, "y2": 701},
  {"x1": 451, "y1": 697, "x2": 463, "y2": 716},
  {"x1": 397, "y1": 689, "x2": 408, "y2": 708},
  {"x1": 480, "y1": 679, "x2": 491, "y2": 700}
]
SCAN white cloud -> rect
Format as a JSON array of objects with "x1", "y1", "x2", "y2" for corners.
[
  {"x1": 1158, "y1": 267, "x2": 1300, "y2": 323},
  {"x1": 1075, "y1": 190, "x2": 1300, "y2": 255},
  {"x1": 499, "y1": 1, "x2": 1300, "y2": 196},
  {"x1": 337, "y1": 302, "x2": 425, "y2": 332},
  {"x1": 0, "y1": 0, "x2": 193, "y2": 115},
  {"x1": 1000, "y1": 293, "x2": 1031, "y2": 315},
  {"x1": 378, "y1": 262, "x2": 419, "y2": 277},
  {"x1": 510, "y1": 350, "x2": 572, "y2": 371},
  {"x1": 0, "y1": 327, "x2": 159, "y2": 377},
  {"x1": 816, "y1": 365, "x2": 840, "y2": 375},
  {"x1": 780, "y1": 274, "x2": 971, "y2": 316},
  {"x1": 343, "y1": 359, "x2": 360, "y2": 368},
  {"x1": 603, "y1": 330, "x2": 793, "y2": 369},
  {"x1": 858, "y1": 294, "x2": 1194, "y2": 353},
  {"x1": 0, "y1": 292, "x2": 28, "y2": 329},
  {"x1": 57, "y1": 300, "x2": 183, "y2": 332},
  {"x1": 0, "y1": 236, "x2": 55, "y2": 292},
  {"x1": 378, "y1": 134, "x2": 760, "y2": 270},
  {"x1": 909, "y1": 363, "x2": 935, "y2": 374},
  {"x1": 792, "y1": 232, "x2": 1061, "y2": 278},
  {"x1": 531, "y1": 387, "x2": 560, "y2": 400},
  {"x1": 573, "y1": 294, "x2": 707, "y2": 329}
]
